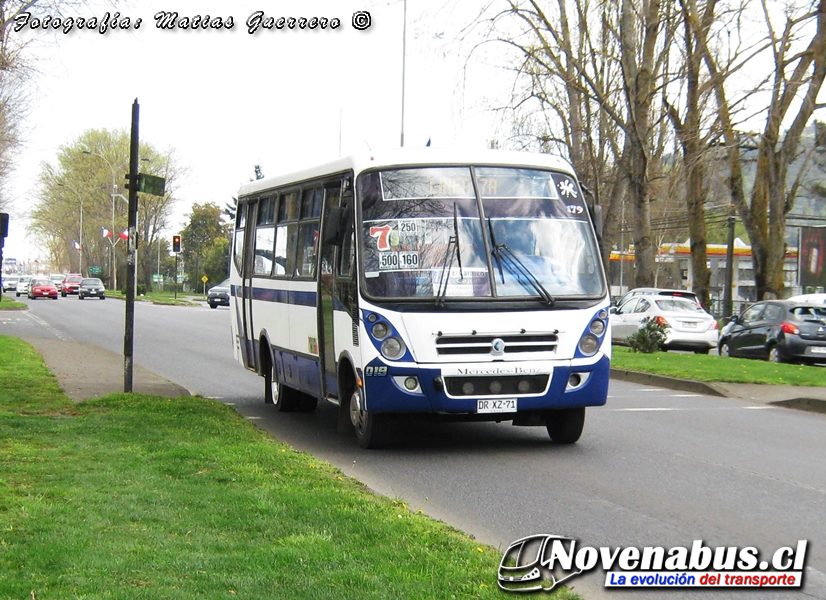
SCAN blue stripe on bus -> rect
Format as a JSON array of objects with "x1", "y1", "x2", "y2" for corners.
[{"x1": 232, "y1": 284, "x2": 317, "y2": 307}]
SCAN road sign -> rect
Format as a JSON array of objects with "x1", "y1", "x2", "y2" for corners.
[
  {"x1": 138, "y1": 173, "x2": 166, "y2": 196},
  {"x1": 89, "y1": 266, "x2": 102, "y2": 275},
  {"x1": 201, "y1": 276, "x2": 208, "y2": 283},
  {"x1": 153, "y1": 274, "x2": 163, "y2": 282}
]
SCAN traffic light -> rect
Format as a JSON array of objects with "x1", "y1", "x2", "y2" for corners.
[{"x1": 172, "y1": 235, "x2": 181, "y2": 253}]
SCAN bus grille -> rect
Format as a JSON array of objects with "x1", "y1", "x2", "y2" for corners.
[
  {"x1": 435, "y1": 334, "x2": 558, "y2": 355},
  {"x1": 445, "y1": 374, "x2": 549, "y2": 397}
]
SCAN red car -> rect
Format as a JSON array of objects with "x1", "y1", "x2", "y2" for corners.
[
  {"x1": 27, "y1": 277, "x2": 59, "y2": 300},
  {"x1": 62, "y1": 274, "x2": 83, "y2": 297}
]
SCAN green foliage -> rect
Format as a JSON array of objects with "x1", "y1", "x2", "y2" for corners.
[
  {"x1": 627, "y1": 317, "x2": 668, "y2": 353},
  {"x1": 202, "y1": 236, "x2": 230, "y2": 286},
  {"x1": 181, "y1": 202, "x2": 227, "y2": 286}
]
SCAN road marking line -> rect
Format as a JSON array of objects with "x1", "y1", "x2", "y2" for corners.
[
  {"x1": 669, "y1": 394, "x2": 701, "y2": 397},
  {"x1": 246, "y1": 416, "x2": 262, "y2": 420}
]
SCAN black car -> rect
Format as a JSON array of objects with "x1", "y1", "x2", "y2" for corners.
[
  {"x1": 207, "y1": 278, "x2": 230, "y2": 309},
  {"x1": 718, "y1": 300, "x2": 826, "y2": 364},
  {"x1": 78, "y1": 277, "x2": 106, "y2": 300}
]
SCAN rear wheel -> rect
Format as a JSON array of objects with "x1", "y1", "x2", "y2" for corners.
[
  {"x1": 349, "y1": 387, "x2": 387, "y2": 449},
  {"x1": 263, "y1": 356, "x2": 299, "y2": 411},
  {"x1": 546, "y1": 408, "x2": 585, "y2": 444},
  {"x1": 209, "y1": 303, "x2": 217, "y2": 309},
  {"x1": 768, "y1": 345, "x2": 783, "y2": 363}
]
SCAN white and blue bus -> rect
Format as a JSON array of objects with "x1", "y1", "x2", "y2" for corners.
[{"x1": 230, "y1": 149, "x2": 610, "y2": 448}]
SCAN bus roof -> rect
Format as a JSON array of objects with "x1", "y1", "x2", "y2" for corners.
[{"x1": 237, "y1": 148, "x2": 576, "y2": 198}]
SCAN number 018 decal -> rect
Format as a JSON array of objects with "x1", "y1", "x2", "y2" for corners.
[{"x1": 364, "y1": 366, "x2": 388, "y2": 377}]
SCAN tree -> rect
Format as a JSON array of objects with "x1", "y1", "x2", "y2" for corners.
[
  {"x1": 480, "y1": 0, "x2": 677, "y2": 289},
  {"x1": 692, "y1": 0, "x2": 826, "y2": 299},
  {"x1": 29, "y1": 128, "x2": 184, "y2": 288},
  {"x1": 0, "y1": 1, "x2": 97, "y2": 211},
  {"x1": 180, "y1": 202, "x2": 224, "y2": 288}
]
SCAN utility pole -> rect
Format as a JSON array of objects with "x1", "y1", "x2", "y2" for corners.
[
  {"x1": 124, "y1": 99, "x2": 140, "y2": 393},
  {"x1": 723, "y1": 211, "x2": 736, "y2": 320}
]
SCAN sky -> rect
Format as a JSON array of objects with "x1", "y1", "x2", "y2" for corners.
[{"x1": 4, "y1": 0, "x2": 503, "y2": 264}]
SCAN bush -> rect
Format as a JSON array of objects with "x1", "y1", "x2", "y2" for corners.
[
  {"x1": 627, "y1": 317, "x2": 668, "y2": 353},
  {"x1": 136, "y1": 283, "x2": 147, "y2": 296}
]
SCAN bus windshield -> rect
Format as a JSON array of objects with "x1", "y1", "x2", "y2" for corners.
[{"x1": 358, "y1": 166, "x2": 605, "y2": 301}]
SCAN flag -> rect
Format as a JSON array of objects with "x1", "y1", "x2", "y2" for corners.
[
  {"x1": 102, "y1": 227, "x2": 112, "y2": 238},
  {"x1": 119, "y1": 230, "x2": 129, "y2": 240},
  {"x1": 73, "y1": 241, "x2": 81, "y2": 250}
]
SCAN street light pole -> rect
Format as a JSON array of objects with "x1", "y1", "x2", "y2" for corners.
[
  {"x1": 83, "y1": 150, "x2": 120, "y2": 288},
  {"x1": 57, "y1": 182, "x2": 84, "y2": 275}
]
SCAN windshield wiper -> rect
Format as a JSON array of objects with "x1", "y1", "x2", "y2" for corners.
[
  {"x1": 487, "y1": 219, "x2": 554, "y2": 307},
  {"x1": 435, "y1": 204, "x2": 464, "y2": 307}
]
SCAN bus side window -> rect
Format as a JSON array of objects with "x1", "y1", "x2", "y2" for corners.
[
  {"x1": 254, "y1": 225, "x2": 275, "y2": 276},
  {"x1": 296, "y1": 222, "x2": 319, "y2": 278}
]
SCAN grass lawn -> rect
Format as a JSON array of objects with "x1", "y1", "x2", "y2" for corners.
[
  {"x1": 611, "y1": 346, "x2": 826, "y2": 387},
  {"x1": 0, "y1": 335, "x2": 580, "y2": 600},
  {"x1": 0, "y1": 294, "x2": 26, "y2": 310}
]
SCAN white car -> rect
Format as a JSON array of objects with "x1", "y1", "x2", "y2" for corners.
[
  {"x1": 786, "y1": 293, "x2": 826, "y2": 305},
  {"x1": 611, "y1": 294, "x2": 719, "y2": 354},
  {"x1": 15, "y1": 275, "x2": 33, "y2": 297}
]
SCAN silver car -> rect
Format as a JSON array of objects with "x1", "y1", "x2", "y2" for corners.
[
  {"x1": 611, "y1": 294, "x2": 719, "y2": 354},
  {"x1": 2, "y1": 274, "x2": 19, "y2": 292}
]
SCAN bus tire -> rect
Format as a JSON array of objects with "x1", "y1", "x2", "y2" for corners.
[
  {"x1": 546, "y1": 407, "x2": 585, "y2": 444},
  {"x1": 264, "y1": 360, "x2": 299, "y2": 411},
  {"x1": 298, "y1": 393, "x2": 319, "y2": 412},
  {"x1": 349, "y1": 387, "x2": 386, "y2": 449}
]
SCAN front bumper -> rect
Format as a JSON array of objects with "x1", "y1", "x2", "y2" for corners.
[{"x1": 361, "y1": 354, "x2": 610, "y2": 415}]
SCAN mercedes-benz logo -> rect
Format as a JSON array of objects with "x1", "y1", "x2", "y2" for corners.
[{"x1": 491, "y1": 338, "x2": 506, "y2": 356}]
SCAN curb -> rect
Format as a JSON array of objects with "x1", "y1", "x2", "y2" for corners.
[{"x1": 610, "y1": 368, "x2": 729, "y2": 397}]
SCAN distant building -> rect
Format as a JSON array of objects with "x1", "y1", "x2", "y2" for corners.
[{"x1": 609, "y1": 239, "x2": 802, "y2": 315}]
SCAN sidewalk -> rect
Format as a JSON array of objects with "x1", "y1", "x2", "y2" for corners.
[{"x1": 23, "y1": 337, "x2": 190, "y2": 402}]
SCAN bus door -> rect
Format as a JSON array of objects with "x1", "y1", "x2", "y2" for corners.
[
  {"x1": 240, "y1": 200, "x2": 259, "y2": 372},
  {"x1": 317, "y1": 179, "x2": 350, "y2": 399}
]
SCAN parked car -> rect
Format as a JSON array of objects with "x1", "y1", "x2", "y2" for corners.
[
  {"x1": 78, "y1": 277, "x2": 106, "y2": 300},
  {"x1": 15, "y1": 275, "x2": 33, "y2": 297},
  {"x1": 614, "y1": 287, "x2": 701, "y2": 310},
  {"x1": 49, "y1": 274, "x2": 65, "y2": 293},
  {"x1": 2, "y1": 274, "x2": 19, "y2": 292},
  {"x1": 27, "y1": 277, "x2": 59, "y2": 300},
  {"x1": 718, "y1": 300, "x2": 826, "y2": 364},
  {"x1": 206, "y1": 278, "x2": 230, "y2": 308},
  {"x1": 611, "y1": 294, "x2": 719, "y2": 353},
  {"x1": 786, "y1": 293, "x2": 826, "y2": 305},
  {"x1": 61, "y1": 274, "x2": 84, "y2": 297}
]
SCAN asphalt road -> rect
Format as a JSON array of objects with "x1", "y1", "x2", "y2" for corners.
[{"x1": 3, "y1": 295, "x2": 826, "y2": 600}]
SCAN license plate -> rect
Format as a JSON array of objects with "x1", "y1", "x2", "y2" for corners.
[
  {"x1": 477, "y1": 399, "x2": 517, "y2": 413},
  {"x1": 681, "y1": 321, "x2": 698, "y2": 328},
  {"x1": 810, "y1": 347, "x2": 826, "y2": 354}
]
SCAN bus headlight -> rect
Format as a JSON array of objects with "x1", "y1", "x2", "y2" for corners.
[
  {"x1": 589, "y1": 319, "x2": 605, "y2": 336},
  {"x1": 578, "y1": 334, "x2": 599, "y2": 356},
  {"x1": 380, "y1": 336, "x2": 406, "y2": 359},
  {"x1": 371, "y1": 322, "x2": 389, "y2": 339}
]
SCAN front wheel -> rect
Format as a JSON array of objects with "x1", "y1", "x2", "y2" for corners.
[
  {"x1": 349, "y1": 387, "x2": 387, "y2": 449},
  {"x1": 263, "y1": 359, "x2": 299, "y2": 411},
  {"x1": 718, "y1": 341, "x2": 731, "y2": 357},
  {"x1": 546, "y1": 407, "x2": 585, "y2": 444}
]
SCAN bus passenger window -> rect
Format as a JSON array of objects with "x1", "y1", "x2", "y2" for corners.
[
  {"x1": 297, "y1": 222, "x2": 319, "y2": 278},
  {"x1": 254, "y1": 226, "x2": 275, "y2": 276}
]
